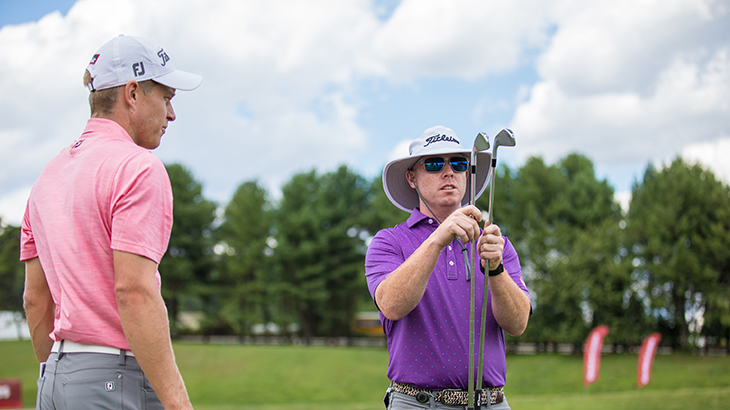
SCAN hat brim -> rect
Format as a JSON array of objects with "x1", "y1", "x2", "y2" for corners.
[
  {"x1": 383, "y1": 149, "x2": 493, "y2": 213},
  {"x1": 154, "y1": 69, "x2": 203, "y2": 91}
]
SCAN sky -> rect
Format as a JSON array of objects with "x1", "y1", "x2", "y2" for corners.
[{"x1": 1, "y1": 0, "x2": 729, "y2": 226}]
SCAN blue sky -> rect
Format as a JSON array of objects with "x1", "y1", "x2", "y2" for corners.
[
  {"x1": 0, "y1": 0, "x2": 76, "y2": 26},
  {"x1": 1, "y1": 0, "x2": 729, "y2": 225}
]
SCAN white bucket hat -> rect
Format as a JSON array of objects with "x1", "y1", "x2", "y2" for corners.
[
  {"x1": 86, "y1": 35, "x2": 202, "y2": 92},
  {"x1": 382, "y1": 125, "x2": 492, "y2": 212}
]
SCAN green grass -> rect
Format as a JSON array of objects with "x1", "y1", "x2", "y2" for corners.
[
  {"x1": 1, "y1": 340, "x2": 728, "y2": 410},
  {"x1": 174, "y1": 343, "x2": 390, "y2": 406}
]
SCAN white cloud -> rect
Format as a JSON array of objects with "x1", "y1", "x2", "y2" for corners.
[
  {"x1": 510, "y1": 0, "x2": 730, "y2": 191},
  {"x1": 0, "y1": 0, "x2": 382, "y2": 219},
  {"x1": 371, "y1": 0, "x2": 553, "y2": 80},
  {"x1": 388, "y1": 139, "x2": 412, "y2": 162},
  {"x1": 682, "y1": 137, "x2": 730, "y2": 185},
  {"x1": 1, "y1": 0, "x2": 729, "y2": 225},
  {"x1": 0, "y1": 186, "x2": 31, "y2": 226}
]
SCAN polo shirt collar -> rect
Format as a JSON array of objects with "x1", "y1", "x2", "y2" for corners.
[
  {"x1": 83, "y1": 118, "x2": 135, "y2": 144},
  {"x1": 405, "y1": 208, "x2": 436, "y2": 229}
]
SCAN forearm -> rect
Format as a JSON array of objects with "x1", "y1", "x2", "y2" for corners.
[
  {"x1": 26, "y1": 304, "x2": 55, "y2": 363},
  {"x1": 117, "y1": 286, "x2": 192, "y2": 410},
  {"x1": 23, "y1": 258, "x2": 55, "y2": 363},
  {"x1": 488, "y1": 271, "x2": 531, "y2": 336},
  {"x1": 375, "y1": 236, "x2": 443, "y2": 320},
  {"x1": 114, "y1": 250, "x2": 192, "y2": 410}
]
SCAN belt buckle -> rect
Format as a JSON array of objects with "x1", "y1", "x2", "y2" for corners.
[{"x1": 415, "y1": 391, "x2": 430, "y2": 404}]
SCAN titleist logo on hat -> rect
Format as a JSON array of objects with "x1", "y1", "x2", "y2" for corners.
[
  {"x1": 423, "y1": 133, "x2": 460, "y2": 147},
  {"x1": 85, "y1": 35, "x2": 202, "y2": 92}
]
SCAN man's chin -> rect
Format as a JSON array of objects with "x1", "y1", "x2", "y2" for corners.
[{"x1": 434, "y1": 197, "x2": 464, "y2": 210}]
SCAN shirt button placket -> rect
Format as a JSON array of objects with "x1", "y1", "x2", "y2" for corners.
[{"x1": 446, "y1": 241, "x2": 458, "y2": 280}]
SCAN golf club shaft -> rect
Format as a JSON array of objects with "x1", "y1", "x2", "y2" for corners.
[
  {"x1": 476, "y1": 159, "x2": 496, "y2": 391},
  {"x1": 467, "y1": 148, "x2": 479, "y2": 407},
  {"x1": 476, "y1": 129, "x2": 515, "y2": 396}
]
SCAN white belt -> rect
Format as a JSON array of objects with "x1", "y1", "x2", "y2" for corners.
[{"x1": 52, "y1": 340, "x2": 135, "y2": 357}]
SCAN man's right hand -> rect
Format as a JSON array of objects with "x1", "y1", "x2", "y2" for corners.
[{"x1": 432, "y1": 205, "x2": 483, "y2": 247}]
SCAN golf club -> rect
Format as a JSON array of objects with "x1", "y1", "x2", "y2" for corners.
[
  {"x1": 486, "y1": 129, "x2": 515, "y2": 224},
  {"x1": 467, "y1": 132, "x2": 489, "y2": 409},
  {"x1": 475, "y1": 128, "x2": 516, "y2": 405},
  {"x1": 467, "y1": 132, "x2": 490, "y2": 281}
]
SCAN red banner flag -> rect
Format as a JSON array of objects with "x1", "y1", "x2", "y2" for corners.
[
  {"x1": 583, "y1": 325, "x2": 610, "y2": 387},
  {"x1": 637, "y1": 332, "x2": 662, "y2": 389},
  {"x1": 0, "y1": 378, "x2": 23, "y2": 408}
]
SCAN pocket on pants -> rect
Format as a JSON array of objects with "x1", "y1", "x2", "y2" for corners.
[
  {"x1": 36, "y1": 362, "x2": 50, "y2": 410},
  {"x1": 388, "y1": 392, "x2": 430, "y2": 409},
  {"x1": 62, "y1": 372, "x2": 123, "y2": 410},
  {"x1": 142, "y1": 375, "x2": 163, "y2": 410},
  {"x1": 36, "y1": 376, "x2": 45, "y2": 409}
]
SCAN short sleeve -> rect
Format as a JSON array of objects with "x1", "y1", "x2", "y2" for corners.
[
  {"x1": 19, "y1": 201, "x2": 38, "y2": 261},
  {"x1": 364, "y1": 229, "x2": 405, "y2": 299},
  {"x1": 110, "y1": 153, "x2": 173, "y2": 264}
]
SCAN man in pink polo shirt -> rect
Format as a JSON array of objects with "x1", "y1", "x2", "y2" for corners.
[{"x1": 21, "y1": 35, "x2": 202, "y2": 410}]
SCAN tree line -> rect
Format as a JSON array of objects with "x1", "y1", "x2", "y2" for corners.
[{"x1": 0, "y1": 153, "x2": 728, "y2": 351}]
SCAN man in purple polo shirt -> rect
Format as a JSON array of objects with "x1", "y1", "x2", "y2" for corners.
[{"x1": 365, "y1": 126, "x2": 532, "y2": 409}]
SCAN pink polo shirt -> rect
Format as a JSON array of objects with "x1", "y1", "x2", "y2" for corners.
[{"x1": 20, "y1": 118, "x2": 173, "y2": 350}]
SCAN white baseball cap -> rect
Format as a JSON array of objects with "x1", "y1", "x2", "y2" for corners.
[
  {"x1": 382, "y1": 126, "x2": 492, "y2": 212},
  {"x1": 86, "y1": 35, "x2": 202, "y2": 92}
]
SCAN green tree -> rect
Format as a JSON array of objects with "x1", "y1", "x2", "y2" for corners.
[
  {"x1": 0, "y1": 221, "x2": 24, "y2": 312},
  {"x1": 216, "y1": 180, "x2": 273, "y2": 335},
  {"x1": 567, "y1": 219, "x2": 648, "y2": 347},
  {"x1": 480, "y1": 154, "x2": 622, "y2": 346},
  {"x1": 628, "y1": 158, "x2": 730, "y2": 350},
  {"x1": 273, "y1": 166, "x2": 370, "y2": 342},
  {"x1": 160, "y1": 163, "x2": 218, "y2": 334},
  {"x1": 361, "y1": 173, "x2": 409, "y2": 235}
]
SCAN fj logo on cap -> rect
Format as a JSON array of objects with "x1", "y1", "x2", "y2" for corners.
[
  {"x1": 133, "y1": 62, "x2": 146, "y2": 77},
  {"x1": 157, "y1": 49, "x2": 170, "y2": 66},
  {"x1": 423, "y1": 134, "x2": 459, "y2": 147},
  {"x1": 89, "y1": 54, "x2": 99, "y2": 65}
]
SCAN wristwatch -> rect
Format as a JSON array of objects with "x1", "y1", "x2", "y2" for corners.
[{"x1": 488, "y1": 263, "x2": 504, "y2": 277}]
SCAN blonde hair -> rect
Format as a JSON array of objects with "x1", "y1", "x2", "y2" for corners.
[{"x1": 83, "y1": 70, "x2": 156, "y2": 116}]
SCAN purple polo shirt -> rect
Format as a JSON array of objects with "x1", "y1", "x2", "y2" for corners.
[{"x1": 364, "y1": 209, "x2": 529, "y2": 390}]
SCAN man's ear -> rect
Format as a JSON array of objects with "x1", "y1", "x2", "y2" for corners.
[
  {"x1": 407, "y1": 171, "x2": 417, "y2": 189},
  {"x1": 123, "y1": 80, "x2": 140, "y2": 109}
]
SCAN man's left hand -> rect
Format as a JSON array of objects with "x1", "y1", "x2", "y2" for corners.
[{"x1": 477, "y1": 223, "x2": 504, "y2": 271}]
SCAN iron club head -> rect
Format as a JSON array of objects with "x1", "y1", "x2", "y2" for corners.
[
  {"x1": 470, "y1": 133, "x2": 490, "y2": 207},
  {"x1": 492, "y1": 129, "x2": 515, "y2": 159},
  {"x1": 487, "y1": 129, "x2": 516, "y2": 225},
  {"x1": 474, "y1": 132, "x2": 490, "y2": 152}
]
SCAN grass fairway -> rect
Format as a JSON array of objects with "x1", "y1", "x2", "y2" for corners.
[{"x1": 1, "y1": 340, "x2": 728, "y2": 409}]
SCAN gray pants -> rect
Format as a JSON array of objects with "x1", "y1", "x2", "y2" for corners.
[
  {"x1": 385, "y1": 390, "x2": 511, "y2": 410},
  {"x1": 36, "y1": 351, "x2": 162, "y2": 410}
]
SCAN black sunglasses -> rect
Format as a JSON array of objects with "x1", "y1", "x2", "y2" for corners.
[{"x1": 416, "y1": 156, "x2": 469, "y2": 173}]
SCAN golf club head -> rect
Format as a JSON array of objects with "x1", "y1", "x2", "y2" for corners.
[
  {"x1": 493, "y1": 128, "x2": 516, "y2": 150},
  {"x1": 487, "y1": 129, "x2": 516, "y2": 225},
  {"x1": 474, "y1": 132, "x2": 490, "y2": 152},
  {"x1": 469, "y1": 133, "x2": 489, "y2": 207},
  {"x1": 491, "y1": 129, "x2": 516, "y2": 160}
]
